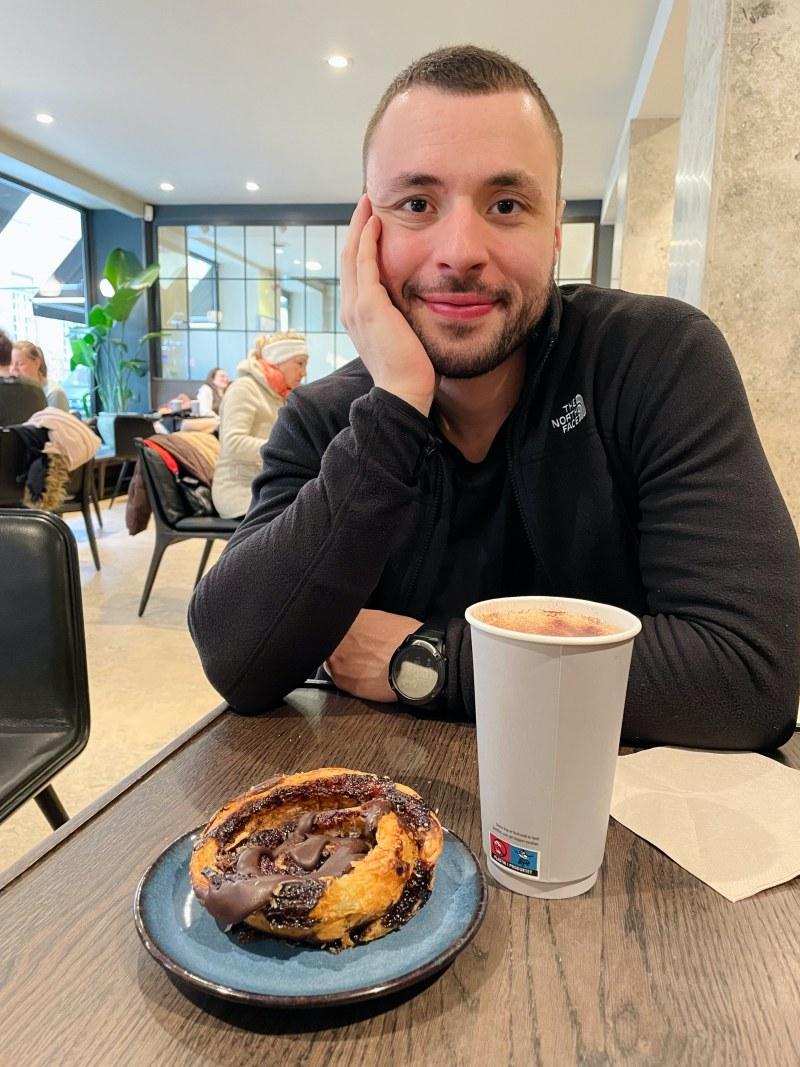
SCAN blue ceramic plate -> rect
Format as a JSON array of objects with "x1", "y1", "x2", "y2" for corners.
[{"x1": 134, "y1": 827, "x2": 487, "y2": 1007}]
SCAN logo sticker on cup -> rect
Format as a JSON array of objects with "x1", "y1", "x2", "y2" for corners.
[{"x1": 489, "y1": 833, "x2": 540, "y2": 878}]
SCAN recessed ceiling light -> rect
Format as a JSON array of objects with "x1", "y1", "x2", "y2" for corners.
[
  {"x1": 36, "y1": 113, "x2": 54, "y2": 125},
  {"x1": 306, "y1": 260, "x2": 322, "y2": 271},
  {"x1": 160, "y1": 181, "x2": 175, "y2": 192},
  {"x1": 275, "y1": 247, "x2": 284, "y2": 255},
  {"x1": 245, "y1": 181, "x2": 259, "y2": 192},
  {"x1": 326, "y1": 55, "x2": 349, "y2": 69},
  {"x1": 292, "y1": 259, "x2": 302, "y2": 266}
]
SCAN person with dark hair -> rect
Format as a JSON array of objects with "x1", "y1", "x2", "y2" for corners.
[
  {"x1": 197, "y1": 366, "x2": 230, "y2": 416},
  {"x1": 0, "y1": 328, "x2": 47, "y2": 423},
  {"x1": 11, "y1": 340, "x2": 69, "y2": 411},
  {"x1": 0, "y1": 328, "x2": 13, "y2": 377},
  {"x1": 190, "y1": 45, "x2": 799, "y2": 752}
]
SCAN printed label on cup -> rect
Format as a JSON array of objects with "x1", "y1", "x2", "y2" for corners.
[{"x1": 490, "y1": 832, "x2": 540, "y2": 878}]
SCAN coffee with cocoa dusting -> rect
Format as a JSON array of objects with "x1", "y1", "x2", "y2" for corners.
[{"x1": 475, "y1": 607, "x2": 622, "y2": 637}]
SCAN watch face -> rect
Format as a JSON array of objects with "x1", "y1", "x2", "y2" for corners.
[{"x1": 393, "y1": 641, "x2": 442, "y2": 702}]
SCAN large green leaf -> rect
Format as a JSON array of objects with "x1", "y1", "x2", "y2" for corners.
[
  {"x1": 104, "y1": 248, "x2": 143, "y2": 289},
  {"x1": 104, "y1": 285, "x2": 145, "y2": 323},
  {"x1": 126, "y1": 264, "x2": 160, "y2": 290},
  {"x1": 70, "y1": 338, "x2": 96, "y2": 370},
  {"x1": 89, "y1": 305, "x2": 113, "y2": 329},
  {"x1": 137, "y1": 330, "x2": 170, "y2": 348}
]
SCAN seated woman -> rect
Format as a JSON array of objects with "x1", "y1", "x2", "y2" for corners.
[
  {"x1": 212, "y1": 332, "x2": 308, "y2": 519},
  {"x1": 196, "y1": 367, "x2": 230, "y2": 416},
  {"x1": 11, "y1": 341, "x2": 70, "y2": 411}
]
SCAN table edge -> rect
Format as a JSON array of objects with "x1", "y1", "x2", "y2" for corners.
[{"x1": 0, "y1": 702, "x2": 229, "y2": 893}]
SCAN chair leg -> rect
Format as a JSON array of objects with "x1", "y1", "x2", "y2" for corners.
[
  {"x1": 138, "y1": 534, "x2": 171, "y2": 616},
  {"x1": 34, "y1": 784, "x2": 69, "y2": 829},
  {"x1": 90, "y1": 469, "x2": 103, "y2": 529},
  {"x1": 108, "y1": 460, "x2": 129, "y2": 509},
  {"x1": 194, "y1": 539, "x2": 214, "y2": 589},
  {"x1": 82, "y1": 500, "x2": 101, "y2": 571}
]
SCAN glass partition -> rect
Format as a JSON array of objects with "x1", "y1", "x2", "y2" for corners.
[
  {"x1": 0, "y1": 177, "x2": 86, "y2": 406},
  {"x1": 154, "y1": 220, "x2": 596, "y2": 384}
]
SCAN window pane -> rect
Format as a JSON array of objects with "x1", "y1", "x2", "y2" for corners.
[
  {"x1": 245, "y1": 226, "x2": 275, "y2": 279},
  {"x1": 275, "y1": 226, "x2": 304, "y2": 277},
  {"x1": 558, "y1": 222, "x2": 595, "y2": 282},
  {"x1": 334, "y1": 279, "x2": 342, "y2": 331},
  {"x1": 305, "y1": 278, "x2": 337, "y2": 332},
  {"x1": 189, "y1": 277, "x2": 218, "y2": 328},
  {"x1": 306, "y1": 333, "x2": 336, "y2": 383},
  {"x1": 187, "y1": 224, "x2": 215, "y2": 266},
  {"x1": 159, "y1": 277, "x2": 188, "y2": 329},
  {"x1": 245, "y1": 279, "x2": 279, "y2": 333},
  {"x1": 189, "y1": 331, "x2": 218, "y2": 379},
  {"x1": 218, "y1": 280, "x2": 245, "y2": 330},
  {"x1": 157, "y1": 226, "x2": 187, "y2": 277},
  {"x1": 160, "y1": 331, "x2": 189, "y2": 378},
  {"x1": 278, "y1": 278, "x2": 305, "y2": 331},
  {"x1": 335, "y1": 332, "x2": 358, "y2": 367},
  {"x1": 336, "y1": 226, "x2": 349, "y2": 280},
  {"x1": 217, "y1": 226, "x2": 245, "y2": 279},
  {"x1": 218, "y1": 331, "x2": 247, "y2": 372},
  {"x1": 0, "y1": 177, "x2": 87, "y2": 400},
  {"x1": 306, "y1": 226, "x2": 336, "y2": 276}
]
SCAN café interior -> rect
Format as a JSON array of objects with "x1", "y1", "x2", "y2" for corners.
[{"x1": 1, "y1": 1, "x2": 799, "y2": 1062}]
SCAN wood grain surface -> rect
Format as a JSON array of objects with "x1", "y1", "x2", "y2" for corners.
[{"x1": 1, "y1": 690, "x2": 798, "y2": 1066}]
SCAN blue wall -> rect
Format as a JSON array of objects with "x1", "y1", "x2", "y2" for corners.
[{"x1": 86, "y1": 209, "x2": 151, "y2": 412}]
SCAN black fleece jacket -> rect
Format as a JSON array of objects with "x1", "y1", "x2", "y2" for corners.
[{"x1": 189, "y1": 285, "x2": 800, "y2": 750}]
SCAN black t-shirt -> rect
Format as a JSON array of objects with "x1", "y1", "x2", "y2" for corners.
[{"x1": 426, "y1": 423, "x2": 539, "y2": 629}]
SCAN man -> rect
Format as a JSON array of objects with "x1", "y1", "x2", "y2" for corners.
[
  {"x1": 0, "y1": 328, "x2": 12, "y2": 377},
  {"x1": 190, "y1": 46, "x2": 799, "y2": 750}
]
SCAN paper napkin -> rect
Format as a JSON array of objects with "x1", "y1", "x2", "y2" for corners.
[{"x1": 610, "y1": 746, "x2": 800, "y2": 901}]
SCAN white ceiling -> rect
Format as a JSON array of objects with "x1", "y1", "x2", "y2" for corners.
[{"x1": 0, "y1": 0, "x2": 674, "y2": 209}]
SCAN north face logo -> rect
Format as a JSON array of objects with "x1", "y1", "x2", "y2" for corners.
[{"x1": 551, "y1": 394, "x2": 587, "y2": 434}]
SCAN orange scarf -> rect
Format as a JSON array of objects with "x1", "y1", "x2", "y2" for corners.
[{"x1": 260, "y1": 360, "x2": 289, "y2": 399}]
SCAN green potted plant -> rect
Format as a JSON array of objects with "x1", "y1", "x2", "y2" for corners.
[{"x1": 70, "y1": 247, "x2": 164, "y2": 439}]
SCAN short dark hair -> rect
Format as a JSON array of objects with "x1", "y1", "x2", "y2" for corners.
[
  {"x1": 362, "y1": 45, "x2": 563, "y2": 195},
  {"x1": 0, "y1": 328, "x2": 11, "y2": 367}
]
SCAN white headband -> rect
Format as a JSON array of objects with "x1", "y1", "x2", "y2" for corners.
[{"x1": 262, "y1": 338, "x2": 307, "y2": 366}]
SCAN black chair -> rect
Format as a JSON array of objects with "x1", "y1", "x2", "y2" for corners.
[
  {"x1": 0, "y1": 427, "x2": 25, "y2": 505},
  {"x1": 107, "y1": 414, "x2": 159, "y2": 508},
  {"x1": 56, "y1": 460, "x2": 102, "y2": 571},
  {"x1": 0, "y1": 429, "x2": 102, "y2": 570},
  {"x1": 0, "y1": 510, "x2": 90, "y2": 829},
  {"x1": 0, "y1": 376, "x2": 46, "y2": 425},
  {"x1": 135, "y1": 438, "x2": 239, "y2": 616}
]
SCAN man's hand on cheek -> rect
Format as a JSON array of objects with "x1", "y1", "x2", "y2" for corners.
[
  {"x1": 324, "y1": 608, "x2": 422, "y2": 702},
  {"x1": 339, "y1": 194, "x2": 435, "y2": 417}
]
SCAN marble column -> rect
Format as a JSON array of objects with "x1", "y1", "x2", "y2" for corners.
[
  {"x1": 620, "y1": 118, "x2": 680, "y2": 296},
  {"x1": 667, "y1": 0, "x2": 800, "y2": 525}
]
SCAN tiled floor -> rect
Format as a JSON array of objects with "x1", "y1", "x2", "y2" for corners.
[{"x1": 0, "y1": 499, "x2": 224, "y2": 873}]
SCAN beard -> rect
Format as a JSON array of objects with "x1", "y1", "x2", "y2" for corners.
[{"x1": 397, "y1": 273, "x2": 554, "y2": 380}]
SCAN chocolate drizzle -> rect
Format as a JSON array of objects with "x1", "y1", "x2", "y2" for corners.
[{"x1": 197, "y1": 799, "x2": 392, "y2": 929}]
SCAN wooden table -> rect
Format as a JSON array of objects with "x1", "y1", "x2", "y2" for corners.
[{"x1": 1, "y1": 691, "x2": 798, "y2": 1066}]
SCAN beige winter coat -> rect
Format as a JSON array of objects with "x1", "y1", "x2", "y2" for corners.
[{"x1": 211, "y1": 354, "x2": 284, "y2": 518}]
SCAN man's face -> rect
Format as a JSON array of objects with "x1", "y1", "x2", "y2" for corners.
[{"x1": 365, "y1": 88, "x2": 564, "y2": 379}]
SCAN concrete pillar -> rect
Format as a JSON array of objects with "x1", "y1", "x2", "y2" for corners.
[
  {"x1": 667, "y1": 0, "x2": 800, "y2": 524},
  {"x1": 620, "y1": 118, "x2": 680, "y2": 295}
]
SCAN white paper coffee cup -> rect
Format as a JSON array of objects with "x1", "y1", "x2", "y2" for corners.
[{"x1": 465, "y1": 596, "x2": 642, "y2": 899}]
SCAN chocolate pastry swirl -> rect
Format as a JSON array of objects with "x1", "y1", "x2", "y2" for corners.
[{"x1": 190, "y1": 767, "x2": 444, "y2": 950}]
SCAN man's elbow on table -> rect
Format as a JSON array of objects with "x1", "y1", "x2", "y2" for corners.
[{"x1": 188, "y1": 588, "x2": 287, "y2": 716}]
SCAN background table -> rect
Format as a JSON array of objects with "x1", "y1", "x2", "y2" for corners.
[{"x1": 1, "y1": 691, "x2": 798, "y2": 1066}]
